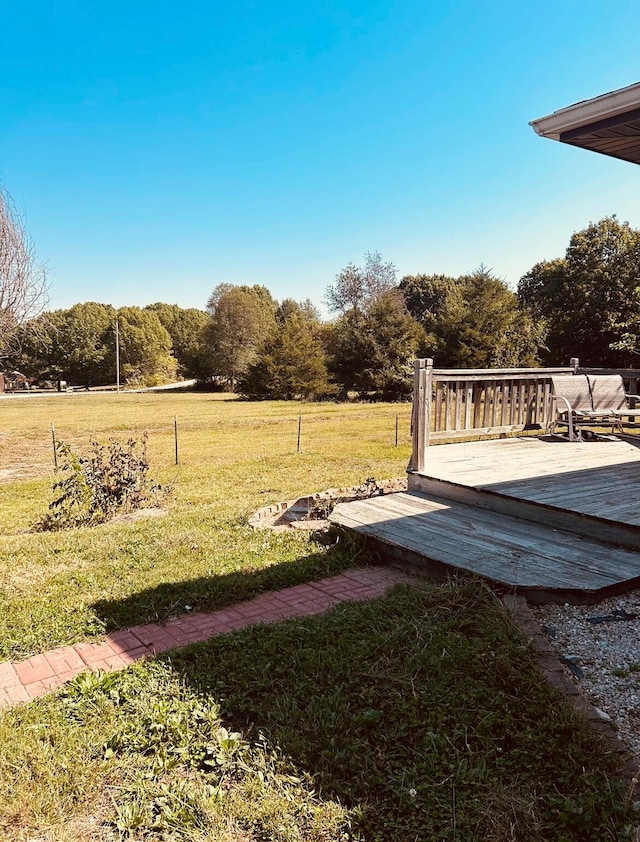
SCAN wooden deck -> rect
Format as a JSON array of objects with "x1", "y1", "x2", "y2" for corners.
[
  {"x1": 408, "y1": 436, "x2": 640, "y2": 536},
  {"x1": 330, "y1": 436, "x2": 640, "y2": 603}
]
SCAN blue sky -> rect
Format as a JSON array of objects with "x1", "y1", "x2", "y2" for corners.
[{"x1": 2, "y1": 1, "x2": 639, "y2": 314}]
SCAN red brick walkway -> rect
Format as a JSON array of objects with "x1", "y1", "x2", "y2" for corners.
[{"x1": 0, "y1": 566, "x2": 413, "y2": 708}]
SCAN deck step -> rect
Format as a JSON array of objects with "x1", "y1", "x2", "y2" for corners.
[
  {"x1": 329, "y1": 492, "x2": 640, "y2": 603},
  {"x1": 407, "y1": 473, "x2": 640, "y2": 553}
]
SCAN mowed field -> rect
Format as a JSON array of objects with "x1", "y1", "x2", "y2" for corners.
[
  {"x1": 0, "y1": 391, "x2": 413, "y2": 659},
  {"x1": 0, "y1": 392, "x2": 636, "y2": 841}
]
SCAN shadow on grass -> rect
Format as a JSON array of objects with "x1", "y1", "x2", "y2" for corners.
[
  {"x1": 157, "y1": 581, "x2": 634, "y2": 841},
  {"x1": 91, "y1": 536, "x2": 368, "y2": 632}
]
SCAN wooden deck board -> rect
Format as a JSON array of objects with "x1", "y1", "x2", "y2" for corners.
[
  {"x1": 331, "y1": 436, "x2": 640, "y2": 602},
  {"x1": 345, "y1": 493, "x2": 631, "y2": 573},
  {"x1": 414, "y1": 437, "x2": 640, "y2": 526},
  {"x1": 369, "y1": 494, "x2": 612, "y2": 564},
  {"x1": 330, "y1": 492, "x2": 640, "y2": 592}
]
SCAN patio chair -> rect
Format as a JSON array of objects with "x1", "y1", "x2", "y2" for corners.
[
  {"x1": 587, "y1": 374, "x2": 640, "y2": 432},
  {"x1": 548, "y1": 374, "x2": 614, "y2": 441}
]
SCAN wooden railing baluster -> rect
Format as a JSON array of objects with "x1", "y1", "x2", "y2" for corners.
[{"x1": 410, "y1": 361, "x2": 640, "y2": 460}]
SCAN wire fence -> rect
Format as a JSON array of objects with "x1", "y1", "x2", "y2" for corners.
[{"x1": 39, "y1": 409, "x2": 414, "y2": 472}]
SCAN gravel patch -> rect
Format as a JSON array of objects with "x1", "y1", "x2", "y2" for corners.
[{"x1": 532, "y1": 590, "x2": 640, "y2": 762}]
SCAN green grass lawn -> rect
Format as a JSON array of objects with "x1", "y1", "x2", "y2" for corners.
[
  {"x1": 0, "y1": 392, "x2": 636, "y2": 840},
  {"x1": 0, "y1": 392, "x2": 412, "y2": 659}
]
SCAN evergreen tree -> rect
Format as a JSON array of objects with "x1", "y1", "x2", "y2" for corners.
[
  {"x1": 435, "y1": 267, "x2": 543, "y2": 367},
  {"x1": 240, "y1": 304, "x2": 333, "y2": 400},
  {"x1": 327, "y1": 291, "x2": 424, "y2": 399}
]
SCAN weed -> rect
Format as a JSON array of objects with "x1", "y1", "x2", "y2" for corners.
[
  {"x1": 306, "y1": 476, "x2": 388, "y2": 520},
  {"x1": 53, "y1": 662, "x2": 355, "y2": 839},
  {"x1": 36, "y1": 435, "x2": 172, "y2": 531}
]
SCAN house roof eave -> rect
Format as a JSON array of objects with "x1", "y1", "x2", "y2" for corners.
[{"x1": 530, "y1": 81, "x2": 640, "y2": 140}]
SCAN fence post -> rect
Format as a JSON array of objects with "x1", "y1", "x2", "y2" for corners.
[
  {"x1": 51, "y1": 422, "x2": 58, "y2": 470},
  {"x1": 297, "y1": 413, "x2": 302, "y2": 453},
  {"x1": 174, "y1": 416, "x2": 179, "y2": 465},
  {"x1": 570, "y1": 357, "x2": 579, "y2": 373},
  {"x1": 411, "y1": 359, "x2": 431, "y2": 473}
]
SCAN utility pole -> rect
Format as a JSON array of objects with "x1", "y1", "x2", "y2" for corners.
[{"x1": 115, "y1": 318, "x2": 120, "y2": 393}]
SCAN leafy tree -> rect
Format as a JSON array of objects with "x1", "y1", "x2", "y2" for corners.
[
  {"x1": 517, "y1": 258, "x2": 569, "y2": 363},
  {"x1": 117, "y1": 306, "x2": 177, "y2": 386},
  {"x1": 327, "y1": 291, "x2": 424, "y2": 399},
  {"x1": 21, "y1": 304, "x2": 178, "y2": 387},
  {"x1": 276, "y1": 297, "x2": 320, "y2": 325},
  {"x1": 518, "y1": 216, "x2": 640, "y2": 366},
  {"x1": 206, "y1": 283, "x2": 276, "y2": 316},
  {"x1": 399, "y1": 274, "x2": 457, "y2": 333},
  {"x1": 205, "y1": 283, "x2": 235, "y2": 313},
  {"x1": 17, "y1": 302, "x2": 116, "y2": 386},
  {"x1": 205, "y1": 284, "x2": 277, "y2": 385},
  {"x1": 240, "y1": 303, "x2": 333, "y2": 400},
  {"x1": 0, "y1": 186, "x2": 48, "y2": 360},
  {"x1": 14, "y1": 312, "x2": 56, "y2": 379},
  {"x1": 59, "y1": 302, "x2": 116, "y2": 385},
  {"x1": 326, "y1": 251, "x2": 397, "y2": 316},
  {"x1": 145, "y1": 303, "x2": 211, "y2": 379}
]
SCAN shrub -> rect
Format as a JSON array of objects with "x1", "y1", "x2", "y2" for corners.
[{"x1": 37, "y1": 435, "x2": 171, "y2": 530}]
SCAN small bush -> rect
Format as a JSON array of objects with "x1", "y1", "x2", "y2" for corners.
[{"x1": 37, "y1": 435, "x2": 171, "y2": 530}]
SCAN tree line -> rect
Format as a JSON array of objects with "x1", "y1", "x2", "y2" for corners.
[
  {"x1": 15, "y1": 302, "x2": 211, "y2": 388},
  {"x1": 11, "y1": 257, "x2": 535, "y2": 398},
  {"x1": 6, "y1": 213, "x2": 640, "y2": 400}
]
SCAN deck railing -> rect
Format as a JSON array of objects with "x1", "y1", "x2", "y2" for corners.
[{"x1": 410, "y1": 358, "x2": 640, "y2": 473}]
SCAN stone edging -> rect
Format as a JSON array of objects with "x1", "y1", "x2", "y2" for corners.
[
  {"x1": 503, "y1": 594, "x2": 640, "y2": 796},
  {"x1": 248, "y1": 478, "x2": 408, "y2": 532}
]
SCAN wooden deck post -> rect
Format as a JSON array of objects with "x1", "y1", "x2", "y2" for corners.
[
  {"x1": 410, "y1": 359, "x2": 431, "y2": 473},
  {"x1": 425, "y1": 359, "x2": 432, "y2": 454}
]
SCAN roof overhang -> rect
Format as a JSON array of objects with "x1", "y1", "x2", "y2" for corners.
[{"x1": 530, "y1": 82, "x2": 640, "y2": 164}]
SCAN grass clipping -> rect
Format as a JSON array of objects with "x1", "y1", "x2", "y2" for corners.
[{"x1": 36, "y1": 435, "x2": 172, "y2": 531}]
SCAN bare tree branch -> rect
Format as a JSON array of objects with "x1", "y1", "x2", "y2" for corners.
[
  {"x1": 0, "y1": 186, "x2": 49, "y2": 359},
  {"x1": 325, "y1": 252, "x2": 397, "y2": 316}
]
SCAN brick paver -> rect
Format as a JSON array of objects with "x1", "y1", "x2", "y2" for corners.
[{"x1": 0, "y1": 566, "x2": 413, "y2": 709}]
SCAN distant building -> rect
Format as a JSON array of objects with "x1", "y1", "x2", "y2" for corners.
[{"x1": 4, "y1": 371, "x2": 31, "y2": 391}]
